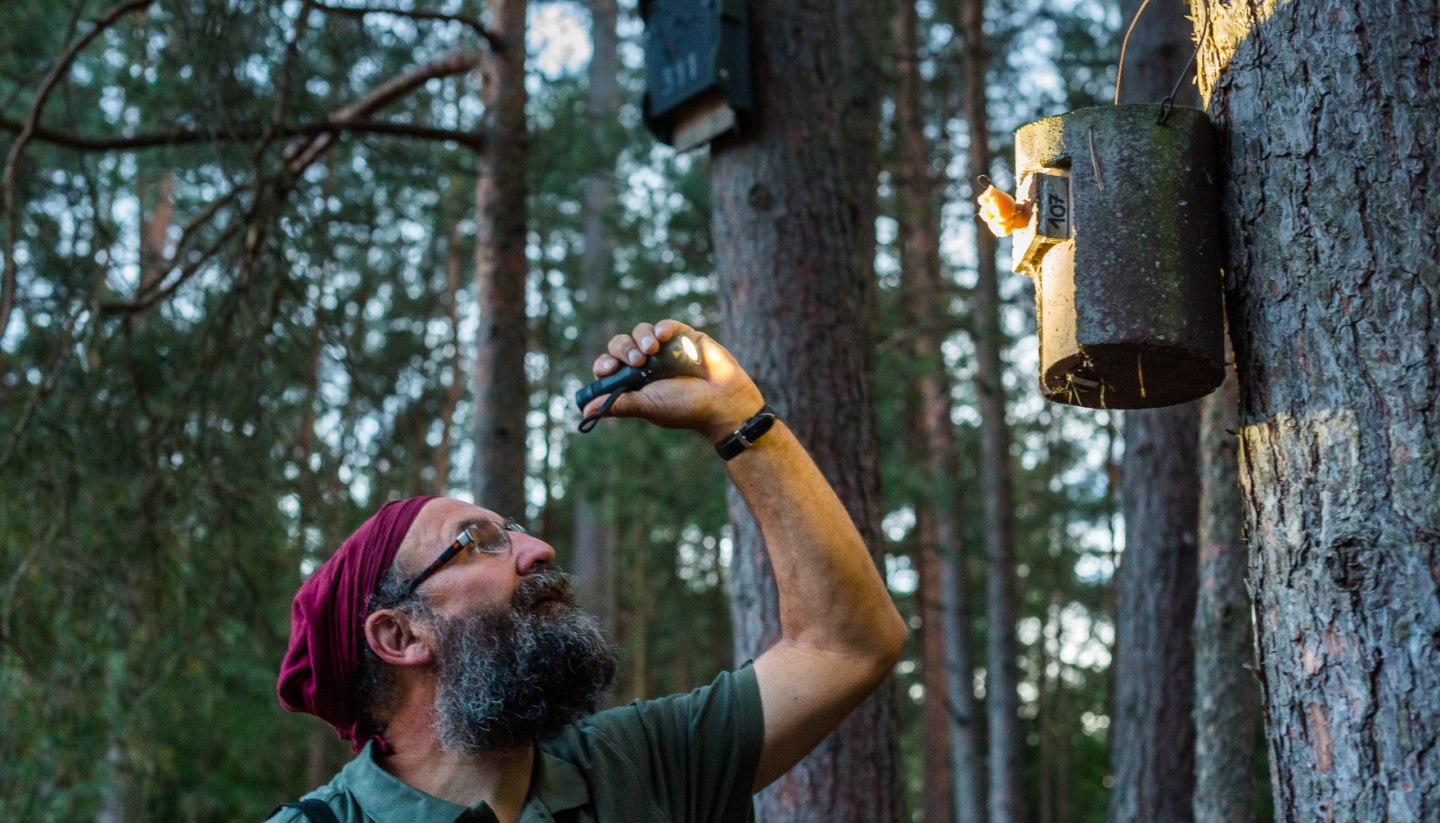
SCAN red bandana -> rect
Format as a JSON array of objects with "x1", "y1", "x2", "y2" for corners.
[{"x1": 277, "y1": 495, "x2": 436, "y2": 751}]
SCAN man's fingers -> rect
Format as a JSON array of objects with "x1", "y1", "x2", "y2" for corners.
[
  {"x1": 608, "y1": 333, "x2": 645, "y2": 367},
  {"x1": 654, "y1": 319, "x2": 695, "y2": 342},
  {"x1": 595, "y1": 320, "x2": 704, "y2": 379},
  {"x1": 593, "y1": 353, "x2": 620, "y2": 378},
  {"x1": 631, "y1": 322, "x2": 659, "y2": 355}
]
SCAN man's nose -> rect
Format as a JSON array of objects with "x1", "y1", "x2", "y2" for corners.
[{"x1": 514, "y1": 533, "x2": 556, "y2": 574}]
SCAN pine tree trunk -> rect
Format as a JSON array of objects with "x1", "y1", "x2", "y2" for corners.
[
  {"x1": 571, "y1": 0, "x2": 621, "y2": 641},
  {"x1": 1194, "y1": 370, "x2": 1261, "y2": 823},
  {"x1": 1192, "y1": 0, "x2": 1440, "y2": 817},
  {"x1": 892, "y1": 3, "x2": 950, "y2": 817},
  {"x1": 433, "y1": 215, "x2": 465, "y2": 496},
  {"x1": 711, "y1": 3, "x2": 901, "y2": 820},
  {"x1": 893, "y1": 3, "x2": 978, "y2": 820},
  {"x1": 471, "y1": 0, "x2": 529, "y2": 518},
  {"x1": 1109, "y1": 0, "x2": 1203, "y2": 819},
  {"x1": 134, "y1": 169, "x2": 173, "y2": 334},
  {"x1": 914, "y1": 510, "x2": 956, "y2": 823},
  {"x1": 957, "y1": 0, "x2": 1022, "y2": 817},
  {"x1": 1113, "y1": 403, "x2": 1201, "y2": 822},
  {"x1": 939, "y1": 545, "x2": 985, "y2": 823}
]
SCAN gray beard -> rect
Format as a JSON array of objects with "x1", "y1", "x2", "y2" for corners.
[{"x1": 424, "y1": 569, "x2": 618, "y2": 755}]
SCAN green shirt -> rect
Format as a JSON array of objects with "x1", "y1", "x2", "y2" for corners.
[{"x1": 267, "y1": 666, "x2": 763, "y2": 823}]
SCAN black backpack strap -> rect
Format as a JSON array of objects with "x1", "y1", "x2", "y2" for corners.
[{"x1": 272, "y1": 798, "x2": 341, "y2": 823}]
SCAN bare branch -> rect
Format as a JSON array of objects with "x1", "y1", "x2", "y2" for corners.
[
  {"x1": 285, "y1": 48, "x2": 485, "y2": 171},
  {"x1": 99, "y1": 48, "x2": 486, "y2": 315},
  {"x1": 1, "y1": 0, "x2": 155, "y2": 362},
  {"x1": 0, "y1": 116, "x2": 486, "y2": 152},
  {"x1": 307, "y1": 1, "x2": 500, "y2": 51}
]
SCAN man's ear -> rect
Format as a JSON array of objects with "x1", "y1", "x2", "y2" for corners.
[{"x1": 364, "y1": 609, "x2": 435, "y2": 668}]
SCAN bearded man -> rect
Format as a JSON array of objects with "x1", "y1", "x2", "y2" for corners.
[{"x1": 268, "y1": 320, "x2": 909, "y2": 823}]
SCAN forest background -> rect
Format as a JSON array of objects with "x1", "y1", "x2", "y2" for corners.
[{"x1": 7, "y1": 0, "x2": 1419, "y2": 820}]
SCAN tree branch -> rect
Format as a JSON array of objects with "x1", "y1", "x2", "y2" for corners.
[
  {"x1": 100, "y1": 48, "x2": 486, "y2": 314},
  {"x1": 0, "y1": 116, "x2": 486, "y2": 152},
  {"x1": 1, "y1": 0, "x2": 154, "y2": 365},
  {"x1": 307, "y1": 1, "x2": 501, "y2": 51}
]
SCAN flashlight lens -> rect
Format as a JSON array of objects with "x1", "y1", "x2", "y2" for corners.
[{"x1": 680, "y1": 336, "x2": 699, "y2": 363}]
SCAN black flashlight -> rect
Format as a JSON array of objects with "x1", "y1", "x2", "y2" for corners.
[{"x1": 575, "y1": 333, "x2": 704, "y2": 432}]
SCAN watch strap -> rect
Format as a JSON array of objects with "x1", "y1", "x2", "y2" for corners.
[{"x1": 716, "y1": 404, "x2": 778, "y2": 461}]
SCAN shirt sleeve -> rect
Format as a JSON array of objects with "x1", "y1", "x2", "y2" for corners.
[{"x1": 585, "y1": 664, "x2": 765, "y2": 823}]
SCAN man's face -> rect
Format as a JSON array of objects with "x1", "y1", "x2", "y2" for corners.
[{"x1": 395, "y1": 498, "x2": 617, "y2": 754}]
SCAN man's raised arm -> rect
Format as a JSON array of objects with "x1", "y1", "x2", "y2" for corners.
[{"x1": 583, "y1": 319, "x2": 909, "y2": 792}]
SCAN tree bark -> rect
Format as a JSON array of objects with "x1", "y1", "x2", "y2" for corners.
[
  {"x1": 1193, "y1": 369, "x2": 1260, "y2": 823},
  {"x1": 470, "y1": 0, "x2": 529, "y2": 518},
  {"x1": 1109, "y1": 0, "x2": 1203, "y2": 820},
  {"x1": 893, "y1": 2, "x2": 985, "y2": 820},
  {"x1": 711, "y1": 2, "x2": 901, "y2": 820},
  {"x1": 1193, "y1": 0, "x2": 1440, "y2": 817},
  {"x1": 956, "y1": 0, "x2": 1022, "y2": 818},
  {"x1": 433, "y1": 215, "x2": 465, "y2": 496},
  {"x1": 1113, "y1": 403, "x2": 1201, "y2": 822},
  {"x1": 138, "y1": 169, "x2": 173, "y2": 291},
  {"x1": 571, "y1": 0, "x2": 620, "y2": 642}
]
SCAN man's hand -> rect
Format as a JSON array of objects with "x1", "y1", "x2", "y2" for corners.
[{"x1": 581, "y1": 319, "x2": 765, "y2": 444}]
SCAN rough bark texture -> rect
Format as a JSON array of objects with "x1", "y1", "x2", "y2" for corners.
[
  {"x1": 1114, "y1": 403, "x2": 1201, "y2": 822},
  {"x1": 1193, "y1": 0, "x2": 1440, "y2": 818},
  {"x1": 957, "y1": 0, "x2": 1021, "y2": 818},
  {"x1": 712, "y1": 2, "x2": 901, "y2": 820},
  {"x1": 470, "y1": 0, "x2": 529, "y2": 518},
  {"x1": 893, "y1": 4, "x2": 979, "y2": 820},
  {"x1": 1194, "y1": 370, "x2": 1261, "y2": 823},
  {"x1": 1109, "y1": 0, "x2": 1203, "y2": 820},
  {"x1": 571, "y1": 0, "x2": 620, "y2": 640}
]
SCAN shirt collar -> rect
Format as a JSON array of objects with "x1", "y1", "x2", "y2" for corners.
[
  {"x1": 344, "y1": 739, "x2": 592, "y2": 820},
  {"x1": 527, "y1": 746, "x2": 592, "y2": 814},
  {"x1": 345, "y1": 741, "x2": 474, "y2": 822}
]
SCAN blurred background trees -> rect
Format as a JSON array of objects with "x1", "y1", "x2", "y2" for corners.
[{"x1": 0, "y1": 0, "x2": 1277, "y2": 820}]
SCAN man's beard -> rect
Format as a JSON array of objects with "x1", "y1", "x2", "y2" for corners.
[{"x1": 423, "y1": 569, "x2": 618, "y2": 755}]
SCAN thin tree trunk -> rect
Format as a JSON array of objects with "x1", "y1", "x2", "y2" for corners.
[
  {"x1": 138, "y1": 169, "x2": 173, "y2": 290},
  {"x1": 893, "y1": 2, "x2": 984, "y2": 819},
  {"x1": 711, "y1": 2, "x2": 901, "y2": 819},
  {"x1": 957, "y1": 0, "x2": 1021, "y2": 817},
  {"x1": 1113, "y1": 403, "x2": 1201, "y2": 822},
  {"x1": 571, "y1": 0, "x2": 620, "y2": 640},
  {"x1": 470, "y1": 0, "x2": 529, "y2": 518},
  {"x1": 1038, "y1": 601, "x2": 1055, "y2": 823},
  {"x1": 1193, "y1": 0, "x2": 1440, "y2": 817},
  {"x1": 134, "y1": 169, "x2": 173, "y2": 333},
  {"x1": 914, "y1": 510, "x2": 956, "y2": 823},
  {"x1": 433, "y1": 215, "x2": 465, "y2": 496},
  {"x1": 1109, "y1": 0, "x2": 1203, "y2": 819},
  {"x1": 939, "y1": 538, "x2": 985, "y2": 823},
  {"x1": 1193, "y1": 369, "x2": 1260, "y2": 823}
]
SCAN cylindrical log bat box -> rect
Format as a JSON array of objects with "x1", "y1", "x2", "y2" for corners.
[{"x1": 1011, "y1": 104, "x2": 1225, "y2": 409}]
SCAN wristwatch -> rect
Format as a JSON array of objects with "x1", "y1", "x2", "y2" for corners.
[{"x1": 716, "y1": 405, "x2": 779, "y2": 461}]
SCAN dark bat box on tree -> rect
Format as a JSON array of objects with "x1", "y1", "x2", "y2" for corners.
[
  {"x1": 1011, "y1": 104, "x2": 1225, "y2": 409},
  {"x1": 640, "y1": 0, "x2": 751, "y2": 151}
]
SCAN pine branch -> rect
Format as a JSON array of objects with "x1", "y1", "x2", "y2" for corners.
[
  {"x1": 100, "y1": 48, "x2": 486, "y2": 315},
  {"x1": 0, "y1": 117, "x2": 486, "y2": 152},
  {"x1": 1, "y1": 0, "x2": 155, "y2": 366},
  {"x1": 306, "y1": 1, "x2": 501, "y2": 51}
]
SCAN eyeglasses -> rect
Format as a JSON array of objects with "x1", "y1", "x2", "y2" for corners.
[{"x1": 400, "y1": 518, "x2": 527, "y2": 599}]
